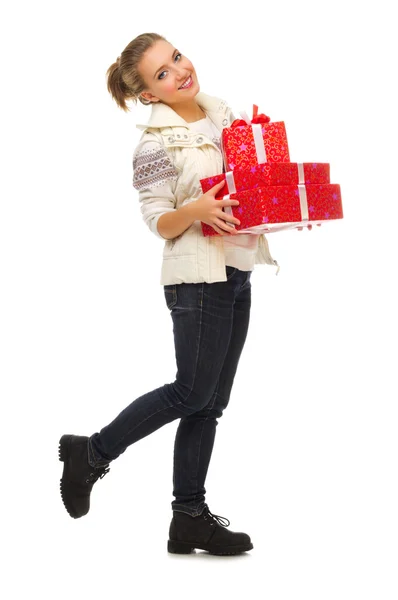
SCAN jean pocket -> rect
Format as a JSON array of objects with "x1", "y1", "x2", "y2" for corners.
[
  {"x1": 226, "y1": 266, "x2": 237, "y2": 280},
  {"x1": 164, "y1": 284, "x2": 177, "y2": 310}
]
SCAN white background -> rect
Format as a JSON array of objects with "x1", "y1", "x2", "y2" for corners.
[{"x1": 1, "y1": 0, "x2": 397, "y2": 598}]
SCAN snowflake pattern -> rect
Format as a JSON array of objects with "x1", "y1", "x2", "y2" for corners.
[{"x1": 133, "y1": 146, "x2": 178, "y2": 190}]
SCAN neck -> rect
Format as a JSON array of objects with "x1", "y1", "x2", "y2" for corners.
[{"x1": 165, "y1": 99, "x2": 206, "y2": 123}]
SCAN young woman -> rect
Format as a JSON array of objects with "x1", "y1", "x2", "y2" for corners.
[{"x1": 58, "y1": 32, "x2": 279, "y2": 555}]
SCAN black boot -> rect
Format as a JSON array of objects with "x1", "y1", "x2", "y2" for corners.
[
  {"x1": 167, "y1": 504, "x2": 253, "y2": 555},
  {"x1": 58, "y1": 434, "x2": 110, "y2": 519}
]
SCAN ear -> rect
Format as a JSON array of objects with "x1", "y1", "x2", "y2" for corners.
[{"x1": 141, "y1": 91, "x2": 160, "y2": 104}]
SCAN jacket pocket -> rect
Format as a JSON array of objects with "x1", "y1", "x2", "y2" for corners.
[{"x1": 163, "y1": 227, "x2": 197, "y2": 258}]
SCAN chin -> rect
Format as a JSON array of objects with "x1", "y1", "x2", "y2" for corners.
[
  {"x1": 187, "y1": 81, "x2": 200, "y2": 100},
  {"x1": 192, "y1": 73, "x2": 200, "y2": 90}
]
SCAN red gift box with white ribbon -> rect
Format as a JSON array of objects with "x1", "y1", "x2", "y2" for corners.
[
  {"x1": 221, "y1": 105, "x2": 290, "y2": 170},
  {"x1": 200, "y1": 162, "x2": 330, "y2": 197},
  {"x1": 200, "y1": 183, "x2": 343, "y2": 237}
]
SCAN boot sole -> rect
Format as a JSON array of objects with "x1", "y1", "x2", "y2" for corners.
[
  {"x1": 58, "y1": 434, "x2": 80, "y2": 519},
  {"x1": 167, "y1": 539, "x2": 253, "y2": 555}
]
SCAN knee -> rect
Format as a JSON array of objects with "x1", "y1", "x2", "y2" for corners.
[{"x1": 171, "y1": 380, "x2": 215, "y2": 414}]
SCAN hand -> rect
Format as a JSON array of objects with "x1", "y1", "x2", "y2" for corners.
[{"x1": 194, "y1": 180, "x2": 241, "y2": 235}]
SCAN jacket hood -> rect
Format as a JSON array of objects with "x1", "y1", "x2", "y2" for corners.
[{"x1": 135, "y1": 91, "x2": 231, "y2": 131}]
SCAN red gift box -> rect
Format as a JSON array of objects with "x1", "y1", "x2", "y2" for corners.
[
  {"x1": 201, "y1": 184, "x2": 343, "y2": 236},
  {"x1": 200, "y1": 162, "x2": 330, "y2": 197},
  {"x1": 221, "y1": 105, "x2": 290, "y2": 170}
]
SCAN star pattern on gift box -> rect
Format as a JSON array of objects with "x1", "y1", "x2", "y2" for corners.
[
  {"x1": 200, "y1": 183, "x2": 342, "y2": 236},
  {"x1": 223, "y1": 122, "x2": 290, "y2": 170},
  {"x1": 199, "y1": 127, "x2": 341, "y2": 237},
  {"x1": 200, "y1": 163, "x2": 331, "y2": 196}
]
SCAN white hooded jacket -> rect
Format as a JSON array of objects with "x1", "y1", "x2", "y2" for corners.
[{"x1": 132, "y1": 91, "x2": 279, "y2": 285}]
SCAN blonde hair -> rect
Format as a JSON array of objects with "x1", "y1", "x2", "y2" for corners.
[{"x1": 106, "y1": 32, "x2": 167, "y2": 112}]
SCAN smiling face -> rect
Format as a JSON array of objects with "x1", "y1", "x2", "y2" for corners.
[{"x1": 138, "y1": 40, "x2": 200, "y2": 108}]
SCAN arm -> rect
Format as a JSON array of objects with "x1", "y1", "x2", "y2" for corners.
[
  {"x1": 156, "y1": 203, "x2": 198, "y2": 240},
  {"x1": 132, "y1": 135, "x2": 181, "y2": 240},
  {"x1": 157, "y1": 106, "x2": 237, "y2": 239}
]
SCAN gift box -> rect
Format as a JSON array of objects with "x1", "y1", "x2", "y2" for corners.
[
  {"x1": 221, "y1": 105, "x2": 290, "y2": 170},
  {"x1": 201, "y1": 183, "x2": 343, "y2": 236},
  {"x1": 200, "y1": 162, "x2": 330, "y2": 197}
]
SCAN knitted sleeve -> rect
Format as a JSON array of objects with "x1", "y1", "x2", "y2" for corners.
[{"x1": 132, "y1": 136, "x2": 179, "y2": 240}]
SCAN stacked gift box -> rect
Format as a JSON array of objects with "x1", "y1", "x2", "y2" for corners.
[{"x1": 199, "y1": 105, "x2": 343, "y2": 236}]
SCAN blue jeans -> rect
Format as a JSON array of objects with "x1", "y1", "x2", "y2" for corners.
[{"x1": 88, "y1": 265, "x2": 252, "y2": 516}]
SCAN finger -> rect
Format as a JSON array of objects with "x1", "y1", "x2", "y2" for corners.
[
  {"x1": 217, "y1": 211, "x2": 240, "y2": 226},
  {"x1": 217, "y1": 213, "x2": 239, "y2": 228},
  {"x1": 210, "y1": 181, "x2": 226, "y2": 197},
  {"x1": 219, "y1": 198, "x2": 239, "y2": 206},
  {"x1": 212, "y1": 224, "x2": 225, "y2": 235},
  {"x1": 217, "y1": 218, "x2": 238, "y2": 234},
  {"x1": 212, "y1": 180, "x2": 226, "y2": 191}
]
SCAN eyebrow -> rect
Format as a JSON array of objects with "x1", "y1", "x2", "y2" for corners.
[{"x1": 153, "y1": 49, "x2": 178, "y2": 79}]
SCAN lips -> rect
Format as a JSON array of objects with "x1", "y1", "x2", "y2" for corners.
[{"x1": 178, "y1": 75, "x2": 193, "y2": 90}]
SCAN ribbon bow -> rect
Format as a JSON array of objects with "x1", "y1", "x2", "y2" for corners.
[{"x1": 231, "y1": 104, "x2": 271, "y2": 128}]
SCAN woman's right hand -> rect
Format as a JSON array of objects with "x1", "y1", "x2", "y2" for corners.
[{"x1": 194, "y1": 180, "x2": 241, "y2": 235}]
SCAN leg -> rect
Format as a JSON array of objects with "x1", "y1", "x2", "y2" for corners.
[
  {"x1": 172, "y1": 269, "x2": 252, "y2": 515},
  {"x1": 87, "y1": 269, "x2": 241, "y2": 472}
]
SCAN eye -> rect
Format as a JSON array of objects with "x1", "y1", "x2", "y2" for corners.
[{"x1": 158, "y1": 53, "x2": 183, "y2": 80}]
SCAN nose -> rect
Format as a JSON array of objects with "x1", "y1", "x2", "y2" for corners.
[{"x1": 177, "y1": 71, "x2": 189, "y2": 84}]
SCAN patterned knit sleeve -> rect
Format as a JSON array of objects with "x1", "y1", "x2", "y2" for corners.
[{"x1": 132, "y1": 137, "x2": 179, "y2": 240}]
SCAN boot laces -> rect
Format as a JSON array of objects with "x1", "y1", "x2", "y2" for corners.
[
  {"x1": 85, "y1": 464, "x2": 110, "y2": 484},
  {"x1": 202, "y1": 505, "x2": 230, "y2": 528}
]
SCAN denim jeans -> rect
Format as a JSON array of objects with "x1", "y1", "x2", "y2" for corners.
[{"x1": 88, "y1": 265, "x2": 252, "y2": 516}]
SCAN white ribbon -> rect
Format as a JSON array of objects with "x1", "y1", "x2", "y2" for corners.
[
  {"x1": 225, "y1": 171, "x2": 237, "y2": 193},
  {"x1": 252, "y1": 123, "x2": 267, "y2": 163},
  {"x1": 298, "y1": 184, "x2": 309, "y2": 221},
  {"x1": 239, "y1": 111, "x2": 267, "y2": 164},
  {"x1": 239, "y1": 111, "x2": 251, "y2": 125},
  {"x1": 221, "y1": 194, "x2": 236, "y2": 229},
  {"x1": 297, "y1": 163, "x2": 305, "y2": 184}
]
